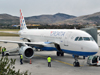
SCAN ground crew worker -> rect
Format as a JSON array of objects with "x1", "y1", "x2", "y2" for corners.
[
  {"x1": 2, "y1": 47, "x2": 5, "y2": 57},
  {"x1": 4, "y1": 47, "x2": 6, "y2": 51},
  {"x1": 47, "y1": 56, "x2": 51, "y2": 67},
  {"x1": 0, "y1": 46, "x2": 2, "y2": 53},
  {"x1": 20, "y1": 54, "x2": 23, "y2": 65}
]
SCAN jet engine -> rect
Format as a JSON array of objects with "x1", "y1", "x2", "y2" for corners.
[{"x1": 19, "y1": 46, "x2": 34, "y2": 59}]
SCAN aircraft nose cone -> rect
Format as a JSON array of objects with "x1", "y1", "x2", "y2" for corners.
[
  {"x1": 93, "y1": 45, "x2": 99, "y2": 52},
  {"x1": 90, "y1": 42, "x2": 99, "y2": 52}
]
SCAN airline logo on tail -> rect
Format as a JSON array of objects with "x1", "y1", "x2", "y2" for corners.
[{"x1": 20, "y1": 9, "x2": 27, "y2": 30}]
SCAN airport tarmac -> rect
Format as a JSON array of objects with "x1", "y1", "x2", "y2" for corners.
[{"x1": 0, "y1": 36, "x2": 100, "y2": 75}]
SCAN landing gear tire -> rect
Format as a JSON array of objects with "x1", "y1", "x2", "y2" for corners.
[
  {"x1": 83, "y1": 56, "x2": 85, "y2": 59},
  {"x1": 5, "y1": 53, "x2": 9, "y2": 56},
  {"x1": 57, "y1": 52, "x2": 64, "y2": 56},
  {"x1": 61, "y1": 52, "x2": 64, "y2": 56},
  {"x1": 73, "y1": 55, "x2": 80, "y2": 67},
  {"x1": 36, "y1": 48, "x2": 38, "y2": 51},
  {"x1": 73, "y1": 62, "x2": 80, "y2": 67},
  {"x1": 57, "y1": 52, "x2": 60, "y2": 56},
  {"x1": 40, "y1": 49, "x2": 42, "y2": 51}
]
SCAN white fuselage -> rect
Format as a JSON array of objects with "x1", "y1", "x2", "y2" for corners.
[{"x1": 19, "y1": 29, "x2": 99, "y2": 56}]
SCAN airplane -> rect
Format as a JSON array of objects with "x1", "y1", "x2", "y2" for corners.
[{"x1": 0, "y1": 9, "x2": 99, "y2": 67}]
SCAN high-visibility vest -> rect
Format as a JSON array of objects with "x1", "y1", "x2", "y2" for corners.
[
  {"x1": 4, "y1": 48, "x2": 6, "y2": 51},
  {"x1": 20, "y1": 55, "x2": 23, "y2": 59},
  {"x1": 2, "y1": 48, "x2": 5, "y2": 52},
  {"x1": 47, "y1": 57, "x2": 51, "y2": 62}
]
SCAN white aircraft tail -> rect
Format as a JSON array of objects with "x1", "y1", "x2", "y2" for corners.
[{"x1": 20, "y1": 9, "x2": 27, "y2": 30}]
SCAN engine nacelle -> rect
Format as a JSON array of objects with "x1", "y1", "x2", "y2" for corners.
[{"x1": 19, "y1": 46, "x2": 34, "y2": 59}]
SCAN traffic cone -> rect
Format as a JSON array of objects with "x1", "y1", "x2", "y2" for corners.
[{"x1": 30, "y1": 59, "x2": 32, "y2": 64}]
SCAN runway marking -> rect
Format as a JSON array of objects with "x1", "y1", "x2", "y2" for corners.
[{"x1": 35, "y1": 55, "x2": 84, "y2": 67}]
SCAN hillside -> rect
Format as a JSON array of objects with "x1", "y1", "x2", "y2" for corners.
[
  {"x1": 0, "y1": 13, "x2": 76, "y2": 25},
  {"x1": 54, "y1": 12, "x2": 100, "y2": 25},
  {"x1": 25, "y1": 13, "x2": 76, "y2": 24},
  {"x1": 0, "y1": 14, "x2": 19, "y2": 25},
  {"x1": 1, "y1": 12, "x2": 100, "y2": 26}
]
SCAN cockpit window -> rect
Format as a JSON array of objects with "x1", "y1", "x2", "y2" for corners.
[
  {"x1": 90, "y1": 37, "x2": 94, "y2": 41},
  {"x1": 79, "y1": 37, "x2": 83, "y2": 41},
  {"x1": 75, "y1": 37, "x2": 94, "y2": 41},
  {"x1": 75, "y1": 37, "x2": 79, "y2": 41},
  {"x1": 83, "y1": 37, "x2": 90, "y2": 41}
]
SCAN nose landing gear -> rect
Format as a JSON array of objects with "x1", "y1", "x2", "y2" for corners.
[{"x1": 73, "y1": 55, "x2": 80, "y2": 67}]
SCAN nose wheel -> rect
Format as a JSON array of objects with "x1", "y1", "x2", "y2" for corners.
[{"x1": 73, "y1": 55, "x2": 80, "y2": 67}]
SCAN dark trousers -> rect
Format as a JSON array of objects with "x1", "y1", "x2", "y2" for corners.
[
  {"x1": 2, "y1": 52, "x2": 4, "y2": 57},
  {"x1": 48, "y1": 62, "x2": 51, "y2": 67},
  {"x1": 20, "y1": 59, "x2": 23, "y2": 64}
]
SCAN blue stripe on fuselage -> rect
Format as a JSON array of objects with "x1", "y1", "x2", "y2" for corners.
[{"x1": 35, "y1": 47, "x2": 97, "y2": 56}]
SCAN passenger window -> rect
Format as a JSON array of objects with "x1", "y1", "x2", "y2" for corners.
[
  {"x1": 79, "y1": 37, "x2": 83, "y2": 41},
  {"x1": 75, "y1": 37, "x2": 79, "y2": 41}
]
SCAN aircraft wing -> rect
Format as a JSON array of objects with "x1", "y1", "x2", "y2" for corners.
[
  {"x1": 0, "y1": 31, "x2": 18, "y2": 34},
  {"x1": 0, "y1": 40, "x2": 58, "y2": 47}
]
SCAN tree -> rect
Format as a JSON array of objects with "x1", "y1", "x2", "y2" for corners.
[
  {"x1": 0, "y1": 46, "x2": 1, "y2": 54},
  {"x1": 0, "y1": 56, "x2": 31, "y2": 75}
]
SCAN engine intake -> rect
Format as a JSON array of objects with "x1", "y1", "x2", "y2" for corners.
[
  {"x1": 19, "y1": 46, "x2": 34, "y2": 59},
  {"x1": 25, "y1": 48, "x2": 33, "y2": 57}
]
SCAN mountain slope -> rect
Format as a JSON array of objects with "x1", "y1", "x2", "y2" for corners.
[
  {"x1": 0, "y1": 13, "x2": 76, "y2": 25},
  {"x1": 1, "y1": 12, "x2": 100, "y2": 25},
  {"x1": 0, "y1": 14, "x2": 19, "y2": 25},
  {"x1": 54, "y1": 12, "x2": 100, "y2": 25},
  {"x1": 25, "y1": 13, "x2": 76, "y2": 24}
]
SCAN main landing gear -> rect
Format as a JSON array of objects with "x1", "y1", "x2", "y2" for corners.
[
  {"x1": 57, "y1": 52, "x2": 64, "y2": 56},
  {"x1": 73, "y1": 55, "x2": 80, "y2": 67}
]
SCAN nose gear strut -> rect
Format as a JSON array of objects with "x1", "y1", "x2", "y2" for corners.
[{"x1": 73, "y1": 55, "x2": 80, "y2": 67}]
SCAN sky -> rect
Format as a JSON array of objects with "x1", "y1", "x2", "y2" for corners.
[{"x1": 0, "y1": 0, "x2": 100, "y2": 17}]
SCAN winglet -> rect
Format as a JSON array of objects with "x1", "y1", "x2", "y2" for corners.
[{"x1": 20, "y1": 9, "x2": 27, "y2": 30}]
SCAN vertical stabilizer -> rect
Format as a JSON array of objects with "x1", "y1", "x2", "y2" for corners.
[{"x1": 20, "y1": 9, "x2": 27, "y2": 30}]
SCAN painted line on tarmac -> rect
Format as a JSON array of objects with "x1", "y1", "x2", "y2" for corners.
[
  {"x1": 35, "y1": 55, "x2": 84, "y2": 67},
  {"x1": 52, "y1": 59, "x2": 73, "y2": 66}
]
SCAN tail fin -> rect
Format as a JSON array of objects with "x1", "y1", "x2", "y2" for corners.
[{"x1": 20, "y1": 9, "x2": 27, "y2": 30}]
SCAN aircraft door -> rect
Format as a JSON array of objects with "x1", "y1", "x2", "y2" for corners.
[{"x1": 64, "y1": 32, "x2": 72, "y2": 46}]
